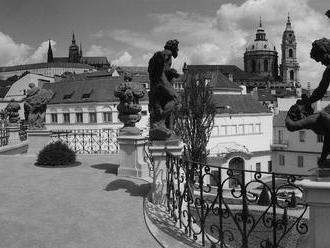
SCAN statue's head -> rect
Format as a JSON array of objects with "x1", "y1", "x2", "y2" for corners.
[
  {"x1": 28, "y1": 83, "x2": 36, "y2": 89},
  {"x1": 310, "y1": 38, "x2": 330, "y2": 66},
  {"x1": 164, "y1": 39, "x2": 179, "y2": 58}
]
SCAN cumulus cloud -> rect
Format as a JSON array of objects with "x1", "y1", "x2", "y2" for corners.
[
  {"x1": 0, "y1": 32, "x2": 31, "y2": 65},
  {"x1": 29, "y1": 40, "x2": 56, "y2": 63},
  {"x1": 111, "y1": 51, "x2": 133, "y2": 66},
  {"x1": 94, "y1": 0, "x2": 330, "y2": 87},
  {"x1": 85, "y1": 44, "x2": 113, "y2": 57}
]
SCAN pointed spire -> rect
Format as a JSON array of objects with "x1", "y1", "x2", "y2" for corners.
[
  {"x1": 259, "y1": 16, "x2": 262, "y2": 28},
  {"x1": 285, "y1": 13, "x2": 292, "y2": 31},
  {"x1": 72, "y1": 32, "x2": 76, "y2": 44},
  {"x1": 47, "y1": 39, "x2": 54, "y2": 63},
  {"x1": 79, "y1": 43, "x2": 83, "y2": 58},
  {"x1": 255, "y1": 17, "x2": 266, "y2": 41}
]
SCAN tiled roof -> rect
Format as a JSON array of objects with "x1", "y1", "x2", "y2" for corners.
[
  {"x1": 59, "y1": 71, "x2": 114, "y2": 81},
  {"x1": 43, "y1": 77, "x2": 148, "y2": 104},
  {"x1": 187, "y1": 65, "x2": 265, "y2": 81},
  {"x1": 273, "y1": 111, "x2": 287, "y2": 127},
  {"x1": 212, "y1": 94, "x2": 271, "y2": 114},
  {"x1": 257, "y1": 89, "x2": 277, "y2": 102},
  {"x1": 0, "y1": 87, "x2": 9, "y2": 98},
  {"x1": 187, "y1": 65, "x2": 242, "y2": 91},
  {"x1": 116, "y1": 66, "x2": 148, "y2": 75},
  {"x1": 0, "y1": 62, "x2": 95, "y2": 72},
  {"x1": 80, "y1": 57, "x2": 110, "y2": 66}
]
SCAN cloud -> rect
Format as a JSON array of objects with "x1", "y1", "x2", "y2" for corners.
[
  {"x1": 94, "y1": 0, "x2": 330, "y2": 87},
  {"x1": 0, "y1": 32, "x2": 31, "y2": 66},
  {"x1": 111, "y1": 51, "x2": 133, "y2": 66},
  {"x1": 29, "y1": 40, "x2": 56, "y2": 63},
  {"x1": 85, "y1": 44, "x2": 113, "y2": 57}
]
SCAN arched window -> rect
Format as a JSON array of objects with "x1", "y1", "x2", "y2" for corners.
[
  {"x1": 252, "y1": 60, "x2": 256, "y2": 73},
  {"x1": 289, "y1": 49, "x2": 293, "y2": 58},
  {"x1": 264, "y1": 59, "x2": 268, "y2": 72},
  {"x1": 290, "y1": 70, "x2": 294, "y2": 80}
]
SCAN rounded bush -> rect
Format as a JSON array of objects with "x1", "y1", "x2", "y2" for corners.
[{"x1": 36, "y1": 141, "x2": 76, "y2": 166}]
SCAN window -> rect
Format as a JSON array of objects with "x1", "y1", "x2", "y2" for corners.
[
  {"x1": 256, "y1": 163, "x2": 261, "y2": 172},
  {"x1": 255, "y1": 123, "x2": 261, "y2": 133},
  {"x1": 245, "y1": 124, "x2": 253, "y2": 134},
  {"x1": 63, "y1": 113, "x2": 70, "y2": 123},
  {"x1": 290, "y1": 70, "x2": 294, "y2": 80},
  {"x1": 278, "y1": 130, "x2": 283, "y2": 143},
  {"x1": 51, "y1": 113, "x2": 58, "y2": 123},
  {"x1": 141, "y1": 110, "x2": 148, "y2": 116},
  {"x1": 237, "y1": 124, "x2": 244, "y2": 134},
  {"x1": 268, "y1": 161, "x2": 272, "y2": 172},
  {"x1": 220, "y1": 126, "x2": 226, "y2": 136},
  {"x1": 63, "y1": 92, "x2": 74, "y2": 100},
  {"x1": 103, "y1": 112, "x2": 112, "y2": 123},
  {"x1": 81, "y1": 90, "x2": 93, "y2": 100},
  {"x1": 89, "y1": 112, "x2": 97, "y2": 123},
  {"x1": 227, "y1": 125, "x2": 237, "y2": 135},
  {"x1": 252, "y1": 60, "x2": 256, "y2": 73},
  {"x1": 76, "y1": 113, "x2": 83, "y2": 123},
  {"x1": 279, "y1": 155, "x2": 285, "y2": 166},
  {"x1": 299, "y1": 131, "x2": 306, "y2": 142},
  {"x1": 211, "y1": 126, "x2": 219, "y2": 136},
  {"x1": 298, "y1": 156, "x2": 304, "y2": 168},
  {"x1": 317, "y1": 135, "x2": 324, "y2": 143},
  {"x1": 289, "y1": 49, "x2": 293, "y2": 58},
  {"x1": 264, "y1": 60, "x2": 268, "y2": 72}
]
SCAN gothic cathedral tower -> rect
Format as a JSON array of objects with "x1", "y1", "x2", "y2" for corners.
[
  {"x1": 68, "y1": 33, "x2": 80, "y2": 63},
  {"x1": 280, "y1": 15, "x2": 299, "y2": 85}
]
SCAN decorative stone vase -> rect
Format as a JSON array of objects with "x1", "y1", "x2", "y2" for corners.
[{"x1": 114, "y1": 82, "x2": 146, "y2": 135}]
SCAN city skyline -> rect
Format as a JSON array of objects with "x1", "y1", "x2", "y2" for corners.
[{"x1": 0, "y1": 0, "x2": 329, "y2": 87}]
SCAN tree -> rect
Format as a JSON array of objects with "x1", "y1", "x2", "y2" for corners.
[
  {"x1": 258, "y1": 186, "x2": 270, "y2": 206},
  {"x1": 175, "y1": 72, "x2": 216, "y2": 163}
]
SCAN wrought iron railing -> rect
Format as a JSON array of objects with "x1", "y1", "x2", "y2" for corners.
[
  {"x1": 0, "y1": 128, "x2": 9, "y2": 147},
  {"x1": 51, "y1": 129, "x2": 119, "y2": 154},
  {"x1": 166, "y1": 152, "x2": 309, "y2": 248}
]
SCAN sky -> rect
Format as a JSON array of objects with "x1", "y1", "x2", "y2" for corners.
[{"x1": 0, "y1": 0, "x2": 329, "y2": 88}]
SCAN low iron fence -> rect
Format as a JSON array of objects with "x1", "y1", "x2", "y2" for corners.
[
  {"x1": 51, "y1": 129, "x2": 119, "y2": 154},
  {"x1": 0, "y1": 128, "x2": 9, "y2": 147},
  {"x1": 166, "y1": 152, "x2": 309, "y2": 248}
]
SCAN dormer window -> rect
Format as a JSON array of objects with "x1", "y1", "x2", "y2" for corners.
[
  {"x1": 81, "y1": 90, "x2": 93, "y2": 100},
  {"x1": 63, "y1": 91, "x2": 74, "y2": 100}
]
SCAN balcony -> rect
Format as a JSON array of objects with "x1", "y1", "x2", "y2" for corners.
[{"x1": 271, "y1": 139, "x2": 289, "y2": 150}]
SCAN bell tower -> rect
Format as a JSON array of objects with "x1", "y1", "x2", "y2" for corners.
[{"x1": 280, "y1": 14, "x2": 300, "y2": 85}]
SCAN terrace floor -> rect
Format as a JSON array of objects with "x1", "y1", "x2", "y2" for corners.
[{"x1": 0, "y1": 154, "x2": 160, "y2": 248}]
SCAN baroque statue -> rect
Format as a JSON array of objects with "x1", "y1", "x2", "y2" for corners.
[
  {"x1": 5, "y1": 99, "x2": 21, "y2": 124},
  {"x1": 148, "y1": 39, "x2": 181, "y2": 140},
  {"x1": 114, "y1": 81, "x2": 146, "y2": 135},
  {"x1": 24, "y1": 83, "x2": 53, "y2": 129},
  {"x1": 286, "y1": 37, "x2": 330, "y2": 168}
]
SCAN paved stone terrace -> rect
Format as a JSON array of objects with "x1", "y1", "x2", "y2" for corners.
[{"x1": 0, "y1": 155, "x2": 160, "y2": 248}]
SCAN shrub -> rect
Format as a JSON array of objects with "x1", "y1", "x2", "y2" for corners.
[{"x1": 36, "y1": 141, "x2": 76, "y2": 166}]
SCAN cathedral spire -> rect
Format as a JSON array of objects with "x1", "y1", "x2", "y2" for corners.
[
  {"x1": 47, "y1": 39, "x2": 54, "y2": 63},
  {"x1": 79, "y1": 43, "x2": 83, "y2": 58},
  {"x1": 255, "y1": 17, "x2": 266, "y2": 41},
  {"x1": 259, "y1": 16, "x2": 262, "y2": 28},
  {"x1": 72, "y1": 32, "x2": 76, "y2": 44}
]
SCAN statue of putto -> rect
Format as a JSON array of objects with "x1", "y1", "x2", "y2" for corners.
[
  {"x1": 24, "y1": 83, "x2": 53, "y2": 129},
  {"x1": 286, "y1": 37, "x2": 330, "y2": 168},
  {"x1": 114, "y1": 81, "x2": 146, "y2": 135},
  {"x1": 5, "y1": 99, "x2": 21, "y2": 124},
  {"x1": 148, "y1": 39, "x2": 181, "y2": 140}
]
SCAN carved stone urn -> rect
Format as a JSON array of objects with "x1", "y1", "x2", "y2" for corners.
[{"x1": 114, "y1": 82, "x2": 146, "y2": 135}]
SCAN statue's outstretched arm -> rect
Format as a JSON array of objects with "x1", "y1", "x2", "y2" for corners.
[
  {"x1": 309, "y1": 67, "x2": 330, "y2": 103},
  {"x1": 319, "y1": 135, "x2": 330, "y2": 167},
  {"x1": 285, "y1": 113, "x2": 319, "y2": 132}
]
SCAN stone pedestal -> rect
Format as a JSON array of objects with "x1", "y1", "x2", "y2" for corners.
[
  {"x1": 149, "y1": 140, "x2": 183, "y2": 205},
  {"x1": 27, "y1": 129, "x2": 52, "y2": 155},
  {"x1": 6, "y1": 124, "x2": 20, "y2": 145},
  {"x1": 299, "y1": 178, "x2": 330, "y2": 248},
  {"x1": 117, "y1": 135, "x2": 149, "y2": 178}
]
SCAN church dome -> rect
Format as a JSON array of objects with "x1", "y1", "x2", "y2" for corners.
[{"x1": 246, "y1": 40, "x2": 276, "y2": 52}]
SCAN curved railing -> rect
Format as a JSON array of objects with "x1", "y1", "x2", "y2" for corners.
[
  {"x1": 50, "y1": 129, "x2": 119, "y2": 154},
  {"x1": 166, "y1": 152, "x2": 309, "y2": 248}
]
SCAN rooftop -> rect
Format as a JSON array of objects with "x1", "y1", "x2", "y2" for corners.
[{"x1": 0, "y1": 62, "x2": 95, "y2": 72}]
